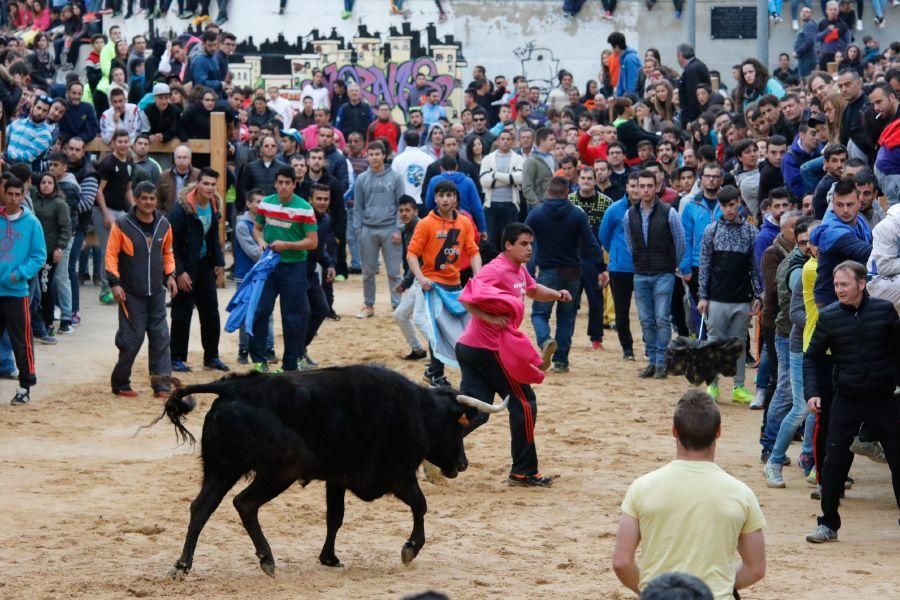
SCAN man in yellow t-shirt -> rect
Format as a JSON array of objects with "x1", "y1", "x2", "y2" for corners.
[{"x1": 612, "y1": 389, "x2": 767, "y2": 600}]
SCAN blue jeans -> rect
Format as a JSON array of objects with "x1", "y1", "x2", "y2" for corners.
[
  {"x1": 761, "y1": 334, "x2": 793, "y2": 452},
  {"x1": 768, "y1": 0, "x2": 783, "y2": 14},
  {"x1": 251, "y1": 261, "x2": 309, "y2": 371},
  {"x1": 68, "y1": 227, "x2": 85, "y2": 314},
  {"x1": 29, "y1": 278, "x2": 47, "y2": 337},
  {"x1": 872, "y1": 0, "x2": 886, "y2": 18},
  {"x1": 790, "y1": 0, "x2": 810, "y2": 19},
  {"x1": 633, "y1": 273, "x2": 675, "y2": 367},
  {"x1": 0, "y1": 331, "x2": 15, "y2": 374},
  {"x1": 771, "y1": 350, "x2": 816, "y2": 464},
  {"x1": 800, "y1": 156, "x2": 824, "y2": 196},
  {"x1": 563, "y1": 0, "x2": 588, "y2": 13},
  {"x1": 345, "y1": 207, "x2": 361, "y2": 270},
  {"x1": 755, "y1": 335, "x2": 771, "y2": 393},
  {"x1": 531, "y1": 267, "x2": 582, "y2": 365}
]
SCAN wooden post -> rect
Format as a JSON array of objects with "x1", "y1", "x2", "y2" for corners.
[{"x1": 209, "y1": 112, "x2": 227, "y2": 244}]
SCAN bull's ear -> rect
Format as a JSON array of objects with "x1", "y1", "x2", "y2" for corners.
[{"x1": 458, "y1": 414, "x2": 470, "y2": 427}]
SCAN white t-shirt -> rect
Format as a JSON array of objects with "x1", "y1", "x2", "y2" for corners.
[
  {"x1": 267, "y1": 96, "x2": 294, "y2": 127},
  {"x1": 621, "y1": 460, "x2": 766, "y2": 600},
  {"x1": 391, "y1": 146, "x2": 433, "y2": 204},
  {"x1": 301, "y1": 84, "x2": 330, "y2": 110}
]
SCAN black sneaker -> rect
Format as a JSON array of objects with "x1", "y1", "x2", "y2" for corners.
[
  {"x1": 638, "y1": 365, "x2": 656, "y2": 378},
  {"x1": 57, "y1": 321, "x2": 74, "y2": 334},
  {"x1": 204, "y1": 358, "x2": 230, "y2": 372},
  {"x1": 760, "y1": 450, "x2": 791, "y2": 466},
  {"x1": 508, "y1": 473, "x2": 555, "y2": 487},
  {"x1": 550, "y1": 362, "x2": 569, "y2": 373},
  {"x1": 403, "y1": 349, "x2": 427, "y2": 360},
  {"x1": 653, "y1": 366, "x2": 668, "y2": 379},
  {"x1": 265, "y1": 351, "x2": 279, "y2": 364},
  {"x1": 623, "y1": 352, "x2": 635, "y2": 361},
  {"x1": 10, "y1": 387, "x2": 29, "y2": 405},
  {"x1": 424, "y1": 369, "x2": 450, "y2": 388},
  {"x1": 326, "y1": 310, "x2": 341, "y2": 321},
  {"x1": 236, "y1": 352, "x2": 249, "y2": 365}
]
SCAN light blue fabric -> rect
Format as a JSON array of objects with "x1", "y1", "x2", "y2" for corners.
[
  {"x1": 197, "y1": 202, "x2": 213, "y2": 257},
  {"x1": 225, "y1": 249, "x2": 280, "y2": 335},
  {"x1": 770, "y1": 350, "x2": 815, "y2": 464},
  {"x1": 761, "y1": 334, "x2": 793, "y2": 452},
  {"x1": 412, "y1": 283, "x2": 469, "y2": 369}
]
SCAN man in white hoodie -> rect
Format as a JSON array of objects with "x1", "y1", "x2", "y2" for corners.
[
  {"x1": 867, "y1": 203, "x2": 900, "y2": 313},
  {"x1": 480, "y1": 130, "x2": 525, "y2": 252},
  {"x1": 391, "y1": 131, "x2": 433, "y2": 214}
]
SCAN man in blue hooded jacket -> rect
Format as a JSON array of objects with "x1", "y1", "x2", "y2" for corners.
[
  {"x1": 527, "y1": 177, "x2": 607, "y2": 372},
  {"x1": 811, "y1": 179, "x2": 872, "y2": 307},
  {"x1": 0, "y1": 177, "x2": 47, "y2": 405},
  {"x1": 599, "y1": 172, "x2": 638, "y2": 360},
  {"x1": 608, "y1": 32, "x2": 642, "y2": 98},
  {"x1": 424, "y1": 155, "x2": 487, "y2": 234},
  {"x1": 679, "y1": 163, "x2": 724, "y2": 333}
]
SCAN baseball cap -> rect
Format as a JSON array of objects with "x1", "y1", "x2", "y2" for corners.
[
  {"x1": 280, "y1": 128, "x2": 303, "y2": 145},
  {"x1": 152, "y1": 82, "x2": 171, "y2": 96},
  {"x1": 807, "y1": 113, "x2": 826, "y2": 127}
]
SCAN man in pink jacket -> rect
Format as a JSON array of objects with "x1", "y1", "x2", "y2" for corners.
[{"x1": 457, "y1": 222, "x2": 572, "y2": 487}]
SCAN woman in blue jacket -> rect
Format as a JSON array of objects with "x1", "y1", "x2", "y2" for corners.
[{"x1": 736, "y1": 59, "x2": 785, "y2": 110}]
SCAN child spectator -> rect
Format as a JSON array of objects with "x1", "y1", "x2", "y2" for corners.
[{"x1": 232, "y1": 188, "x2": 275, "y2": 364}]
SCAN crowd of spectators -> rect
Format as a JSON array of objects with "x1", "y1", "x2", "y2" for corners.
[{"x1": 0, "y1": 3, "x2": 896, "y2": 595}]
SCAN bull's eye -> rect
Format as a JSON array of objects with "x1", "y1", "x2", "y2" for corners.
[{"x1": 458, "y1": 414, "x2": 469, "y2": 427}]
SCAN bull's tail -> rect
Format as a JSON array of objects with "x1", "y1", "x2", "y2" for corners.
[{"x1": 138, "y1": 377, "x2": 205, "y2": 445}]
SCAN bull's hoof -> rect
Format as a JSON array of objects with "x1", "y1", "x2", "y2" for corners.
[
  {"x1": 319, "y1": 554, "x2": 343, "y2": 568},
  {"x1": 259, "y1": 559, "x2": 276, "y2": 577},
  {"x1": 167, "y1": 563, "x2": 189, "y2": 580},
  {"x1": 401, "y1": 541, "x2": 419, "y2": 565}
]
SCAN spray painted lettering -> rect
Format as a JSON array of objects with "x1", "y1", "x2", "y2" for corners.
[{"x1": 297, "y1": 58, "x2": 456, "y2": 113}]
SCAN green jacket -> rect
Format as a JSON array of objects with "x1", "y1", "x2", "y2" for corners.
[{"x1": 32, "y1": 192, "x2": 72, "y2": 254}]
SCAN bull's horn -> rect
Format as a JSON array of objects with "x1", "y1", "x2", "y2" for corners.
[{"x1": 456, "y1": 394, "x2": 510, "y2": 413}]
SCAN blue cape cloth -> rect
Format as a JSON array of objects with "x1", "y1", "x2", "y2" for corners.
[{"x1": 225, "y1": 248, "x2": 280, "y2": 335}]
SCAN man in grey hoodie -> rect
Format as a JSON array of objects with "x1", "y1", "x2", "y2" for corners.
[{"x1": 352, "y1": 141, "x2": 405, "y2": 319}]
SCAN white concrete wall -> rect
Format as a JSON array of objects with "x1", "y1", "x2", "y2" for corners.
[{"x1": 113, "y1": 0, "x2": 896, "y2": 92}]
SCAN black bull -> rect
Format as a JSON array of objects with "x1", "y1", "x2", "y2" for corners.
[{"x1": 153, "y1": 365, "x2": 508, "y2": 578}]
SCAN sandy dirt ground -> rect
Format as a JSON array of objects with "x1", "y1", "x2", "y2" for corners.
[{"x1": 1, "y1": 274, "x2": 898, "y2": 600}]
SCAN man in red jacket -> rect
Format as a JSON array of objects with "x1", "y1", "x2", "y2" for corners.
[{"x1": 366, "y1": 102, "x2": 402, "y2": 154}]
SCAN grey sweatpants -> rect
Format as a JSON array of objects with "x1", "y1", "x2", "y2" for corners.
[
  {"x1": 358, "y1": 224, "x2": 402, "y2": 309},
  {"x1": 393, "y1": 284, "x2": 423, "y2": 352},
  {"x1": 111, "y1": 292, "x2": 171, "y2": 393},
  {"x1": 706, "y1": 301, "x2": 751, "y2": 387}
]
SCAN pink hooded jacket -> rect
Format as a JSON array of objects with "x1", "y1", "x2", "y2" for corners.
[{"x1": 459, "y1": 275, "x2": 545, "y2": 385}]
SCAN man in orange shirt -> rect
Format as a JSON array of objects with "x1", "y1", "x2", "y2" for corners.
[{"x1": 407, "y1": 180, "x2": 482, "y2": 387}]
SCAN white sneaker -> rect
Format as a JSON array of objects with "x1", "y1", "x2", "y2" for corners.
[
  {"x1": 749, "y1": 389, "x2": 765, "y2": 410},
  {"x1": 856, "y1": 19, "x2": 863, "y2": 30},
  {"x1": 792, "y1": 19, "x2": 799, "y2": 30}
]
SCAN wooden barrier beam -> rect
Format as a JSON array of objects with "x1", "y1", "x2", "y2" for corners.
[
  {"x1": 83, "y1": 112, "x2": 228, "y2": 243},
  {"x1": 84, "y1": 137, "x2": 211, "y2": 155}
]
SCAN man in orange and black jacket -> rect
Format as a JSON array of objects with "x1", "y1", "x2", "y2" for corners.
[{"x1": 105, "y1": 181, "x2": 178, "y2": 397}]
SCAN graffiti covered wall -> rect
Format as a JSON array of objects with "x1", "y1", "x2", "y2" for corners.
[{"x1": 222, "y1": 22, "x2": 465, "y2": 119}]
